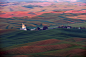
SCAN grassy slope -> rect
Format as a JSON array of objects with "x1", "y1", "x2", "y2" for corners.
[
  {"x1": 68, "y1": 22, "x2": 86, "y2": 28},
  {"x1": 0, "y1": 28, "x2": 86, "y2": 57},
  {"x1": 1, "y1": 28, "x2": 86, "y2": 48}
]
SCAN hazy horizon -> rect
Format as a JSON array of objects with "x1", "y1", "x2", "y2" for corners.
[{"x1": 0, "y1": 0, "x2": 86, "y2": 3}]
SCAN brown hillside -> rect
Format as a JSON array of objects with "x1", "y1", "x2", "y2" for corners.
[
  {"x1": 0, "y1": 29, "x2": 17, "y2": 35},
  {"x1": 32, "y1": 39, "x2": 61, "y2": 46},
  {"x1": 2, "y1": 44, "x2": 72, "y2": 55},
  {"x1": 0, "y1": 39, "x2": 86, "y2": 57},
  {"x1": 43, "y1": 48, "x2": 85, "y2": 57}
]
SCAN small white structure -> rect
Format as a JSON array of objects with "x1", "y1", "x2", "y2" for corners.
[
  {"x1": 20, "y1": 23, "x2": 27, "y2": 31},
  {"x1": 67, "y1": 27, "x2": 70, "y2": 29},
  {"x1": 30, "y1": 28, "x2": 36, "y2": 31},
  {"x1": 78, "y1": 27, "x2": 81, "y2": 29},
  {"x1": 31, "y1": 29, "x2": 35, "y2": 31},
  {"x1": 40, "y1": 28, "x2": 43, "y2": 30}
]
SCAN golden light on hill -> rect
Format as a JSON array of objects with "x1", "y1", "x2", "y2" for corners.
[{"x1": 22, "y1": 23, "x2": 26, "y2": 29}]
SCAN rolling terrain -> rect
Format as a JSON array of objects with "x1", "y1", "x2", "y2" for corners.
[
  {"x1": 0, "y1": 1, "x2": 86, "y2": 57},
  {"x1": 0, "y1": 13, "x2": 86, "y2": 29},
  {"x1": 0, "y1": 28, "x2": 86, "y2": 57},
  {"x1": 0, "y1": 2, "x2": 86, "y2": 30},
  {"x1": 0, "y1": 2, "x2": 86, "y2": 18}
]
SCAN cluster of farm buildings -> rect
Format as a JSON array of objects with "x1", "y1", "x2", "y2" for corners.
[{"x1": 20, "y1": 23, "x2": 86, "y2": 31}]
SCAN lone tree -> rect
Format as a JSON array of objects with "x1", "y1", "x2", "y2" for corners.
[
  {"x1": 35, "y1": 27, "x2": 40, "y2": 30},
  {"x1": 27, "y1": 28, "x2": 30, "y2": 30},
  {"x1": 43, "y1": 26, "x2": 48, "y2": 30}
]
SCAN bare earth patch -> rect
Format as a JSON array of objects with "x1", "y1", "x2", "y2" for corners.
[{"x1": 66, "y1": 15, "x2": 86, "y2": 20}]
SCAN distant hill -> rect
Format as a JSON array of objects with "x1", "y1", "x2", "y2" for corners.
[
  {"x1": 68, "y1": 22, "x2": 86, "y2": 28},
  {"x1": 0, "y1": 0, "x2": 80, "y2": 2},
  {"x1": 0, "y1": 13, "x2": 86, "y2": 29}
]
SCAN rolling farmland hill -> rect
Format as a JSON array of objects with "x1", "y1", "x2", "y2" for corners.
[
  {"x1": 0, "y1": 28, "x2": 86, "y2": 57},
  {"x1": 0, "y1": 1, "x2": 86, "y2": 57},
  {"x1": 0, "y1": 13, "x2": 86, "y2": 30}
]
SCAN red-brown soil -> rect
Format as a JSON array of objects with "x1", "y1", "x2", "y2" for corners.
[
  {"x1": 0, "y1": 24, "x2": 7, "y2": 27},
  {"x1": 12, "y1": 55, "x2": 32, "y2": 57},
  {"x1": 68, "y1": 48, "x2": 86, "y2": 57},
  {"x1": 0, "y1": 39, "x2": 85, "y2": 57},
  {"x1": 32, "y1": 39, "x2": 61, "y2": 46},
  {"x1": 73, "y1": 38, "x2": 86, "y2": 42},
  {"x1": 0, "y1": 39, "x2": 72, "y2": 55},
  {"x1": 0, "y1": 10, "x2": 86, "y2": 18},
  {"x1": 43, "y1": 48, "x2": 85, "y2": 57},
  {"x1": 66, "y1": 15, "x2": 86, "y2": 20},
  {"x1": 1, "y1": 44, "x2": 72, "y2": 55},
  {"x1": 0, "y1": 29, "x2": 2, "y2": 30},
  {"x1": 0, "y1": 29, "x2": 17, "y2": 34}
]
